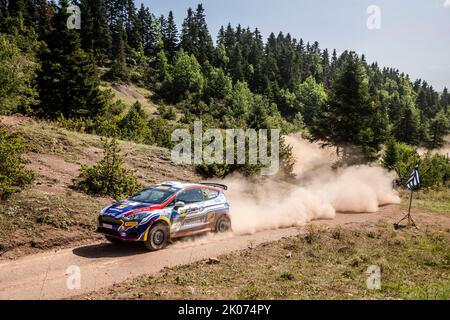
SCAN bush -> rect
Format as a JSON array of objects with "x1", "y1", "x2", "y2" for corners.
[
  {"x1": 384, "y1": 142, "x2": 420, "y2": 186},
  {"x1": 118, "y1": 102, "x2": 153, "y2": 143},
  {"x1": 148, "y1": 117, "x2": 176, "y2": 148},
  {"x1": 420, "y1": 154, "x2": 450, "y2": 189},
  {"x1": 76, "y1": 138, "x2": 141, "y2": 199},
  {"x1": 58, "y1": 115, "x2": 120, "y2": 137},
  {"x1": 0, "y1": 128, "x2": 35, "y2": 200},
  {"x1": 58, "y1": 98, "x2": 124, "y2": 137},
  {"x1": 0, "y1": 34, "x2": 37, "y2": 114},
  {"x1": 382, "y1": 138, "x2": 398, "y2": 170},
  {"x1": 158, "y1": 105, "x2": 177, "y2": 121},
  {"x1": 383, "y1": 141, "x2": 450, "y2": 189}
]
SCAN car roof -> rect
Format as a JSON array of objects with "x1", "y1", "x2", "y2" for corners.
[{"x1": 158, "y1": 181, "x2": 223, "y2": 191}]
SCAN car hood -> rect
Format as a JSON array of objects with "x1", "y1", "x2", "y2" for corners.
[{"x1": 101, "y1": 200, "x2": 158, "y2": 219}]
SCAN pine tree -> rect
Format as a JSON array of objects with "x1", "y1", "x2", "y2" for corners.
[
  {"x1": 382, "y1": 138, "x2": 398, "y2": 170},
  {"x1": 5, "y1": 0, "x2": 36, "y2": 30},
  {"x1": 312, "y1": 52, "x2": 388, "y2": 162},
  {"x1": 247, "y1": 28, "x2": 265, "y2": 92},
  {"x1": 180, "y1": 7, "x2": 196, "y2": 56},
  {"x1": 107, "y1": 0, "x2": 127, "y2": 28},
  {"x1": 125, "y1": 0, "x2": 140, "y2": 50},
  {"x1": 118, "y1": 101, "x2": 152, "y2": 143},
  {"x1": 35, "y1": 0, "x2": 53, "y2": 36},
  {"x1": 36, "y1": 0, "x2": 109, "y2": 119},
  {"x1": 108, "y1": 19, "x2": 129, "y2": 82},
  {"x1": 77, "y1": 0, "x2": 111, "y2": 65},
  {"x1": 0, "y1": 0, "x2": 8, "y2": 30},
  {"x1": 441, "y1": 87, "x2": 449, "y2": 113},
  {"x1": 193, "y1": 4, "x2": 213, "y2": 64},
  {"x1": 8, "y1": 0, "x2": 26, "y2": 18},
  {"x1": 137, "y1": 4, "x2": 159, "y2": 56},
  {"x1": 77, "y1": 137, "x2": 141, "y2": 198},
  {"x1": 180, "y1": 5, "x2": 213, "y2": 64},
  {"x1": 427, "y1": 110, "x2": 450, "y2": 149},
  {"x1": 394, "y1": 104, "x2": 421, "y2": 145},
  {"x1": 161, "y1": 10, "x2": 178, "y2": 60}
]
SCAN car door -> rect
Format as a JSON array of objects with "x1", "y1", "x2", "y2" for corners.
[{"x1": 171, "y1": 188, "x2": 208, "y2": 233}]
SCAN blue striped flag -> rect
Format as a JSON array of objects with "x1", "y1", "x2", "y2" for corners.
[{"x1": 406, "y1": 167, "x2": 420, "y2": 190}]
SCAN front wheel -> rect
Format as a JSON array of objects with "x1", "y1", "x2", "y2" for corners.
[
  {"x1": 144, "y1": 223, "x2": 169, "y2": 251},
  {"x1": 215, "y1": 215, "x2": 231, "y2": 233}
]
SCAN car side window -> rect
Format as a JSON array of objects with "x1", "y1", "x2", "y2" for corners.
[
  {"x1": 202, "y1": 188, "x2": 219, "y2": 200},
  {"x1": 176, "y1": 188, "x2": 204, "y2": 204}
]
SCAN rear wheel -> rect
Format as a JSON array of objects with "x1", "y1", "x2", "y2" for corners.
[
  {"x1": 215, "y1": 215, "x2": 231, "y2": 233},
  {"x1": 144, "y1": 223, "x2": 169, "y2": 251},
  {"x1": 105, "y1": 235, "x2": 123, "y2": 244}
]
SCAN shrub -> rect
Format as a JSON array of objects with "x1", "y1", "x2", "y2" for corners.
[
  {"x1": 58, "y1": 98, "x2": 124, "y2": 137},
  {"x1": 383, "y1": 141, "x2": 450, "y2": 189},
  {"x1": 382, "y1": 138, "x2": 398, "y2": 170},
  {"x1": 76, "y1": 138, "x2": 141, "y2": 199},
  {"x1": 419, "y1": 154, "x2": 450, "y2": 189},
  {"x1": 58, "y1": 115, "x2": 120, "y2": 137},
  {"x1": 148, "y1": 117, "x2": 175, "y2": 148},
  {"x1": 0, "y1": 34, "x2": 37, "y2": 114},
  {"x1": 388, "y1": 142, "x2": 420, "y2": 186},
  {"x1": 118, "y1": 102, "x2": 153, "y2": 143},
  {"x1": 158, "y1": 105, "x2": 177, "y2": 121},
  {"x1": 0, "y1": 127, "x2": 35, "y2": 200}
]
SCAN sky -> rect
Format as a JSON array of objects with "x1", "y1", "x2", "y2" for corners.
[{"x1": 138, "y1": 0, "x2": 450, "y2": 91}]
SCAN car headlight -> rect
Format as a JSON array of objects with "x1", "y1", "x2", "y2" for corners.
[
  {"x1": 127, "y1": 212, "x2": 149, "y2": 221},
  {"x1": 100, "y1": 206, "x2": 110, "y2": 215}
]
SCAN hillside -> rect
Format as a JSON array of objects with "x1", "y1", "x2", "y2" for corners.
[{"x1": 0, "y1": 114, "x2": 200, "y2": 259}]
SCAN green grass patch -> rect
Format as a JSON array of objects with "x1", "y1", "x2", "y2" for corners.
[{"x1": 400, "y1": 188, "x2": 450, "y2": 215}]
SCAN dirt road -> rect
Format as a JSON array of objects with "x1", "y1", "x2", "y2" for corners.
[{"x1": 0, "y1": 206, "x2": 431, "y2": 300}]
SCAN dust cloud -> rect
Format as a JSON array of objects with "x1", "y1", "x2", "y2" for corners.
[
  {"x1": 418, "y1": 134, "x2": 450, "y2": 158},
  {"x1": 222, "y1": 135, "x2": 401, "y2": 234}
]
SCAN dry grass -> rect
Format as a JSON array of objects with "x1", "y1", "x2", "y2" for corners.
[
  {"x1": 400, "y1": 188, "x2": 450, "y2": 216},
  {"x1": 101, "y1": 82, "x2": 158, "y2": 116},
  {"x1": 82, "y1": 223, "x2": 450, "y2": 300}
]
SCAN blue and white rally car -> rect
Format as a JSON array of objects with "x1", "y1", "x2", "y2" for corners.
[{"x1": 97, "y1": 181, "x2": 231, "y2": 251}]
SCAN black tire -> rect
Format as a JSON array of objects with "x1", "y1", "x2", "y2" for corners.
[
  {"x1": 144, "y1": 223, "x2": 169, "y2": 251},
  {"x1": 105, "y1": 235, "x2": 123, "y2": 244},
  {"x1": 215, "y1": 215, "x2": 231, "y2": 233}
]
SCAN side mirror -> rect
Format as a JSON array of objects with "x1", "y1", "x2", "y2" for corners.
[{"x1": 174, "y1": 201, "x2": 185, "y2": 209}]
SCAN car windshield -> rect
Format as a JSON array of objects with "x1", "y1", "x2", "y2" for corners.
[{"x1": 129, "y1": 187, "x2": 176, "y2": 204}]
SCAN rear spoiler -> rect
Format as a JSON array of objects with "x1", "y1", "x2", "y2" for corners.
[{"x1": 199, "y1": 183, "x2": 228, "y2": 190}]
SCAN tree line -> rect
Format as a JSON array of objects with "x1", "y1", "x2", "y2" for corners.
[{"x1": 1, "y1": 0, "x2": 449, "y2": 173}]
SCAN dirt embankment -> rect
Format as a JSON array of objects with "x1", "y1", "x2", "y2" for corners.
[{"x1": 0, "y1": 115, "x2": 200, "y2": 259}]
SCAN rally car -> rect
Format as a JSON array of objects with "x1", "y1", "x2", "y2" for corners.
[{"x1": 97, "y1": 181, "x2": 231, "y2": 251}]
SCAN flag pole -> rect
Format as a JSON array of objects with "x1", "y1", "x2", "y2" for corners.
[
  {"x1": 407, "y1": 187, "x2": 414, "y2": 226},
  {"x1": 394, "y1": 165, "x2": 418, "y2": 229}
]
